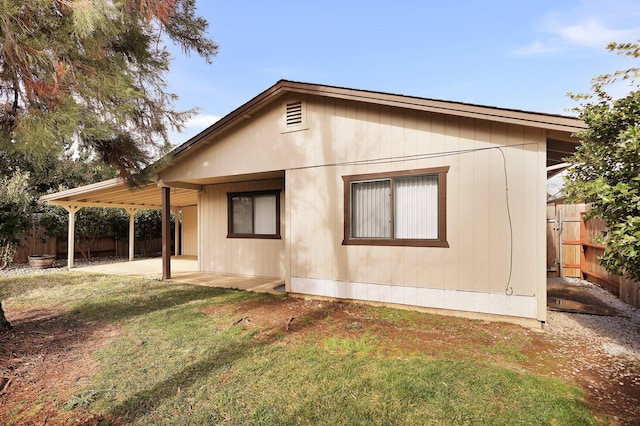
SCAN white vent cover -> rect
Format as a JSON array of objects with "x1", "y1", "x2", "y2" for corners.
[{"x1": 285, "y1": 101, "x2": 303, "y2": 127}]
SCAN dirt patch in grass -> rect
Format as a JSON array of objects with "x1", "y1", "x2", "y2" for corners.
[
  {"x1": 0, "y1": 308, "x2": 122, "y2": 425},
  {"x1": 2, "y1": 292, "x2": 639, "y2": 425}
]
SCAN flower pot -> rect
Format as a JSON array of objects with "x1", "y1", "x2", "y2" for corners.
[{"x1": 28, "y1": 254, "x2": 56, "y2": 269}]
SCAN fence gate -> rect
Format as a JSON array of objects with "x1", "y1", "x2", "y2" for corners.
[
  {"x1": 546, "y1": 203, "x2": 587, "y2": 278},
  {"x1": 546, "y1": 202, "x2": 640, "y2": 308}
]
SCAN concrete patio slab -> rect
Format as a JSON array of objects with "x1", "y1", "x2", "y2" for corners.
[{"x1": 75, "y1": 256, "x2": 284, "y2": 295}]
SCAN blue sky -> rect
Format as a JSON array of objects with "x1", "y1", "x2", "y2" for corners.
[{"x1": 166, "y1": 0, "x2": 640, "y2": 145}]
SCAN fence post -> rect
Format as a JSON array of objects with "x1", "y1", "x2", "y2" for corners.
[{"x1": 558, "y1": 209, "x2": 563, "y2": 279}]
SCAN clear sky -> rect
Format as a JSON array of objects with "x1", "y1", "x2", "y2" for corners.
[{"x1": 165, "y1": 0, "x2": 640, "y2": 146}]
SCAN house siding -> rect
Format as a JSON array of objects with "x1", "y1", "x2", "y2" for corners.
[
  {"x1": 181, "y1": 205, "x2": 198, "y2": 256},
  {"x1": 160, "y1": 94, "x2": 548, "y2": 322},
  {"x1": 283, "y1": 97, "x2": 547, "y2": 321},
  {"x1": 198, "y1": 179, "x2": 285, "y2": 279}
]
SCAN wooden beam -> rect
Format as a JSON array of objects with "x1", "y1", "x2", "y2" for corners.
[
  {"x1": 162, "y1": 187, "x2": 171, "y2": 279},
  {"x1": 45, "y1": 199, "x2": 197, "y2": 210},
  {"x1": 157, "y1": 179, "x2": 203, "y2": 191},
  {"x1": 47, "y1": 200, "x2": 163, "y2": 210}
]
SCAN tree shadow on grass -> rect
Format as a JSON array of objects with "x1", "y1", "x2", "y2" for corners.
[
  {"x1": 69, "y1": 283, "x2": 255, "y2": 323},
  {"x1": 0, "y1": 272, "x2": 90, "y2": 299},
  {"x1": 105, "y1": 337, "x2": 262, "y2": 424},
  {"x1": 3, "y1": 272, "x2": 263, "y2": 327},
  {"x1": 101, "y1": 301, "x2": 342, "y2": 423}
]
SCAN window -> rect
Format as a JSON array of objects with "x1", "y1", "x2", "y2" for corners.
[
  {"x1": 343, "y1": 167, "x2": 449, "y2": 247},
  {"x1": 228, "y1": 190, "x2": 281, "y2": 238}
]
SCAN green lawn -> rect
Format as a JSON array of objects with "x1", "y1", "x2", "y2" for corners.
[{"x1": 1, "y1": 273, "x2": 598, "y2": 425}]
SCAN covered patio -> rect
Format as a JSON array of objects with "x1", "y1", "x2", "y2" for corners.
[
  {"x1": 75, "y1": 256, "x2": 284, "y2": 294},
  {"x1": 40, "y1": 177, "x2": 198, "y2": 279}
]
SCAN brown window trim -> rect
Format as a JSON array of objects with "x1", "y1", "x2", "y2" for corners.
[
  {"x1": 227, "y1": 190, "x2": 281, "y2": 239},
  {"x1": 342, "y1": 167, "x2": 449, "y2": 247}
]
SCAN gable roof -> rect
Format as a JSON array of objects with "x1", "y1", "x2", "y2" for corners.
[
  {"x1": 41, "y1": 81, "x2": 585, "y2": 208},
  {"x1": 157, "y1": 80, "x2": 586, "y2": 173}
]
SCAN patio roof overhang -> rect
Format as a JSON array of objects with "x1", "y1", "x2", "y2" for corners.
[{"x1": 39, "y1": 177, "x2": 199, "y2": 210}]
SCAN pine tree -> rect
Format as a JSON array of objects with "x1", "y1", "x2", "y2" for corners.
[
  {"x1": 0, "y1": 0, "x2": 218, "y2": 179},
  {"x1": 0, "y1": 0, "x2": 217, "y2": 331},
  {"x1": 0, "y1": 171, "x2": 34, "y2": 331}
]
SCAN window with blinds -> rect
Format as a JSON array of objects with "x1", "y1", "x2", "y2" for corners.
[
  {"x1": 343, "y1": 167, "x2": 449, "y2": 247},
  {"x1": 228, "y1": 190, "x2": 281, "y2": 238}
]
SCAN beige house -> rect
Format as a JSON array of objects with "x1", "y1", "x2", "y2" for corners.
[{"x1": 43, "y1": 80, "x2": 585, "y2": 327}]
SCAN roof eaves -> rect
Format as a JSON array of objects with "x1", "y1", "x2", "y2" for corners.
[
  {"x1": 278, "y1": 80, "x2": 587, "y2": 133},
  {"x1": 155, "y1": 80, "x2": 586, "y2": 174},
  {"x1": 39, "y1": 177, "x2": 127, "y2": 202}
]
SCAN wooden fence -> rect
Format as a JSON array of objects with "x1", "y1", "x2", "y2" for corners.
[
  {"x1": 547, "y1": 202, "x2": 640, "y2": 309},
  {"x1": 580, "y1": 211, "x2": 640, "y2": 308},
  {"x1": 14, "y1": 224, "x2": 57, "y2": 263},
  {"x1": 14, "y1": 225, "x2": 162, "y2": 264}
]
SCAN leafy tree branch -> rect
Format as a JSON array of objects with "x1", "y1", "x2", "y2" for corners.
[{"x1": 565, "y1": 40, "x2": 640, "y2": 281}]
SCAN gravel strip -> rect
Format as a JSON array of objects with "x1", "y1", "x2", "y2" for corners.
[
  {"x1": 546, "y1": 277, "x2": 640, "y2": 361},
  {"x1": 0, "y1": 257, "x2": 129, "y2": 278},
  {"x1": 545, "y1": 277, "x2": 640, "y2": 424}
]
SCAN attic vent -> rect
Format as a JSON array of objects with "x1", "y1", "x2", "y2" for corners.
[{"x1": 286, "y1": 101, "x2": 303, "y2": 127}]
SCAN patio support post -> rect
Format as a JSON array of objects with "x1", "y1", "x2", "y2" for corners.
[
  {"x1": 162, "y1": 186, "x2": 171, "y2": 279},
  {"x1": 173, "y1": 208, "x2": 180, "y2": 256},
  {"x1": 126, "y1": 208, "x2": 138, "y2": 262},
  {"x1": 63, "y1": 205, "x2": 80, "y2": 270}
]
